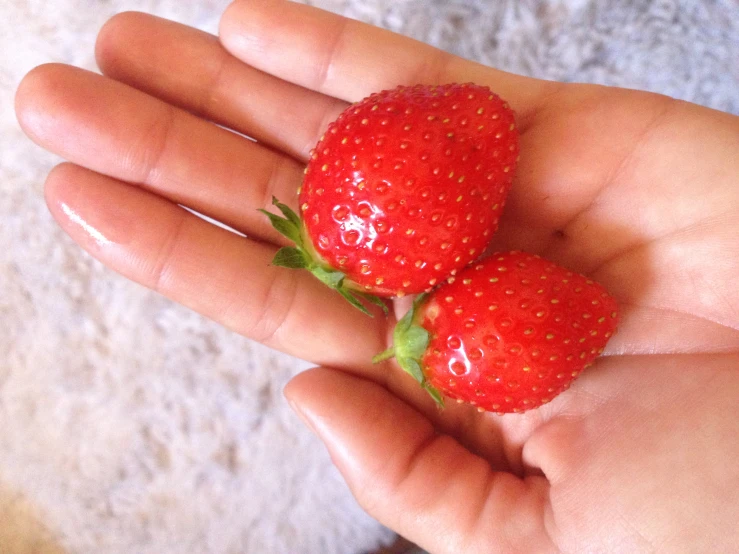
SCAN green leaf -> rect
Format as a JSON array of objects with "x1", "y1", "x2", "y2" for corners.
[
  {"x1": 395, "y1": 292, "x2": 428, "y2": 333},
  {"x1": 356, "y1": 292, "x2": 389, "y2": 315},
  {"x1": 399, "y1": 357, "x2": 425, "y2": 384},
  {"x1": 379, "y1": 292, "x2": 446, "y2": 408},
  {"x1": 423, "y1": 384, "x2": 445, "y2": 408},
  {"x1": 412, "y1": 292, "x2": 428, "y2": 312},
  {"x1": 271, "y1": 196, "x2": 302, "y2": 228},
  {"x1": 311, "y1": 266, "x2": 346, "y2": 289},
  {"x1": 337, "y1": 288, "x2": 372, "y2": 316},
  {"x1": 260, "y1": 197, "x2": 382, "y2": 319},
  {"x1": 395, "y1": 303, "x2": 415, "y2": 333},
  {"x1": 259, "y1": 209, "x2": 302, "y2": 245},
  {"x1": 393, "y1": 293, "x2": 428, "y2": 342},
  {"x1": 400, "y1": 325, "x2": 430, "y2": 360},
  {"x1": 272, "y1": 247, "x2": 309, "y2": 269}
]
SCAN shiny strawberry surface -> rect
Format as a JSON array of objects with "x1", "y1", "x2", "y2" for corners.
[
  {"x1": 417, "y1": 252, "x2": 619, "y2": 413},
  {"x1": 299, "y1": 83, "x2": 519, "y2": 297}
]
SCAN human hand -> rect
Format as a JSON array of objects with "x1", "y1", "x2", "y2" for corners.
[{"x1": 15, "y1": 1, "x2": 739, "y2": 552}]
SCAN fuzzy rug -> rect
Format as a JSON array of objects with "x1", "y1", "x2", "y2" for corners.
[{"x1": 1, "y1": 1, "x2": 737, "y2": 553}]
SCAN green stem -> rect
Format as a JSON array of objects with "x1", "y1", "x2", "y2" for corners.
[{"x1": 372, "y1": 347, "x2": 396, "y2": 364}]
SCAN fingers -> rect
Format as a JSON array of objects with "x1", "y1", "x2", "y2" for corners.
[
  {"x1": 15, "y1": 63, "x2": 303, "y2": 245},
  {"x1": 285, "y1": 367, "x2": 555, "y2": 554},
  {"x1": 219, "y1": 0, "x2": 554, "y2": 120},
  {"x1": 95, "y1": 12, "x2": 344, "y2": 160},
  {"x1": 44, "y1": 163, "x2": 387, "y2": 372}
]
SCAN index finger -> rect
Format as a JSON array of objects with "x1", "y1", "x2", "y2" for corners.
[{"x1": 219, "y1": 0, "x2": 554, "y2": 121}]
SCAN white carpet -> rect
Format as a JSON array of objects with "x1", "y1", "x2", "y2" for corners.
[{"x1": 1, "y1": 1, "x2": 737, "y2": 553}]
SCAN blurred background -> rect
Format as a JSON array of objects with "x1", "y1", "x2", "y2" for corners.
[{"x1": 1, "y1": 1, "x2": 737, "y2": 553}]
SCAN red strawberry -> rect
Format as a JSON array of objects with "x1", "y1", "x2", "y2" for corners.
[
  {"x1": 262, "y1": 83, "x2": 519, "y2": 314},
  {"x1": 374, "y1": 251, "x2": 619, "y2": 413}
]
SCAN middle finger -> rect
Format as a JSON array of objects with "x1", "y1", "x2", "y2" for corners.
[{"x1": 95, "y1": 11, "x2": 347, "y2": 162}]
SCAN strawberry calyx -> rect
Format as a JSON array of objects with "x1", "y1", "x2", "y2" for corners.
[
  {"x1": 372, "y1": 294, "x2": 444, "y2": 407},
  {"x1": 260, "y1": 197, "x2": 388, "y2": 316}
]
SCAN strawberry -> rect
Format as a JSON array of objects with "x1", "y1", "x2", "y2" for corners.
[
  {"x1": 262, "y1": 83, "x2": 519, "y2": 314},
  {"x1": 373, "y1": 251, "x2": 619, "y2": 413}
]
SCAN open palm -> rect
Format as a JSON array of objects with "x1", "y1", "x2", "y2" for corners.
[{"x1": 16, "y1": 2, "x2": 739, "y2": 553}]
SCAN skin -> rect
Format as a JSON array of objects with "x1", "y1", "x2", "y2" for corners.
[{"x1": 14, "y1": 1, "x2": 739, "y2": 552}]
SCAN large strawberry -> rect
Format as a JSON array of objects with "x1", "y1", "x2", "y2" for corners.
[
  {"x1": 373, "y1": 251, "x2": 619, "y2": 413},
  {"x1": 262, "y1": 83, "x2": 519, "y2": 314}
]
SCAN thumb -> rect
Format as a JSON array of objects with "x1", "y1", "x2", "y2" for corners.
[{"x1": 284, "y1": 367, "x2": 556, "y2": 554}]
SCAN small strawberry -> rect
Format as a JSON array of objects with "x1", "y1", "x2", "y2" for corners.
[
  {"x1": 373, "y1": 251, "x2": 619, "y2": 413},
  {"x1": 263, "y1": 83, "x2": 519, "y2": 314}
]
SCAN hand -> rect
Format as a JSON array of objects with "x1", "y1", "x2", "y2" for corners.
[{"x1": 15, "y1": 1, "x2": 739, "y2": 552}]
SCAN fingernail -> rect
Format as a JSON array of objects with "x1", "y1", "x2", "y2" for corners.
[{"x1": 288, "y1": 399, "x2": 319, "y2": 436}]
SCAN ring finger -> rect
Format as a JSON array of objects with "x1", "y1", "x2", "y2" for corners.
[{"x1": 16, "y1": 62, "x2": 304, "y2": 244}]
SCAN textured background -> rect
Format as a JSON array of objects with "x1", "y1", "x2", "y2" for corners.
[{"x1": 1, "y1": 1, "x2": 738, "y2": 553}]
